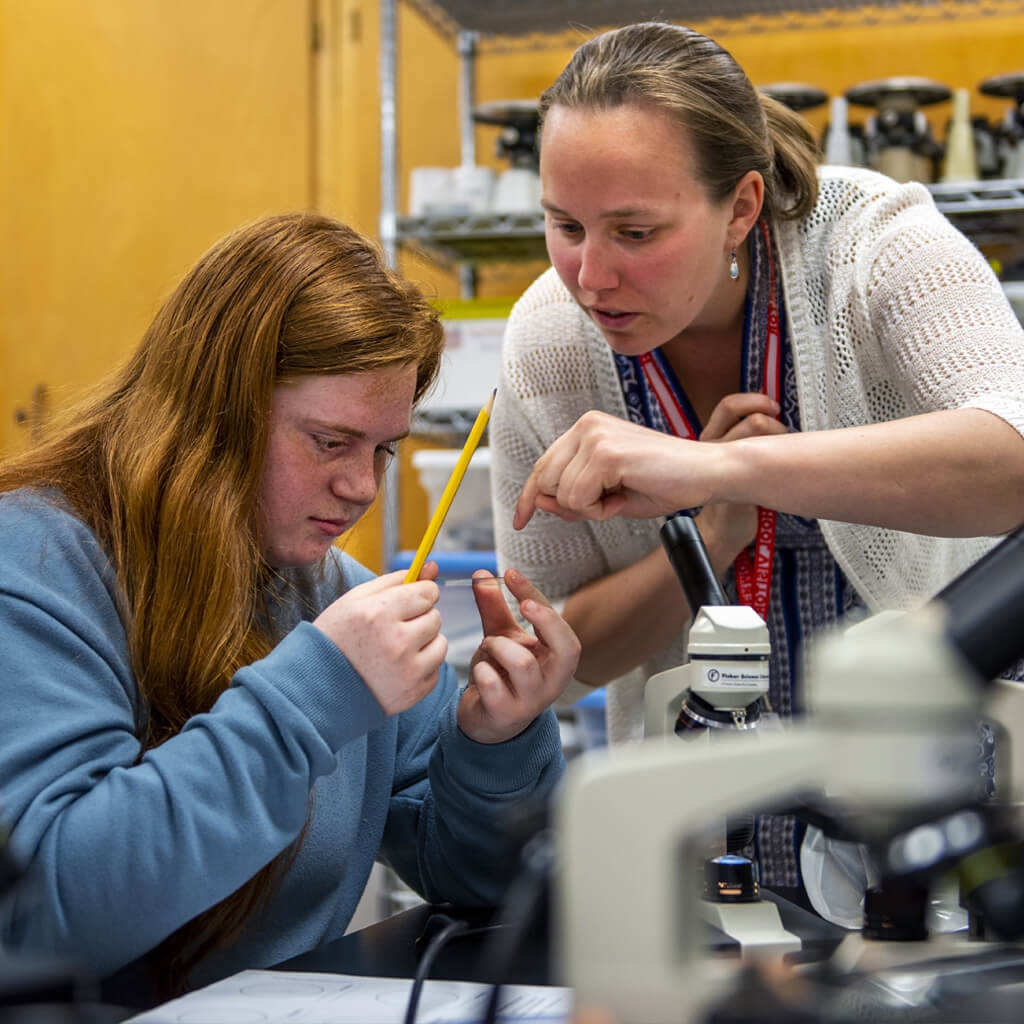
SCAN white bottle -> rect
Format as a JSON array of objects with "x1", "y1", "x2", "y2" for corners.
[
  {"x1": 942, "y1": 88, "x2": 979, "y2": 182},
  {"x1": 823, "y1": 96, "x2": 854, "y2": 166}
]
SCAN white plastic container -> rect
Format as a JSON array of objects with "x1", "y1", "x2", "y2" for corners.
[
  {"x1": 408, "y1": 167, "x2": 454, "y2": 216},
  {"x1": 411, "y1": 447, "x2": 493, "y2": 552}
]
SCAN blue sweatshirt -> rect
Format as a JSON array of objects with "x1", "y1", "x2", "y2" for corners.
[{"x1": 0, "y1": 490, "x2": 564, "y2": 986}]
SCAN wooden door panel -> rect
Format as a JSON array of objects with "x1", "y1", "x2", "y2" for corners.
[{"x1": 1, "y1": 0, "x2": 313, "y2": 453}]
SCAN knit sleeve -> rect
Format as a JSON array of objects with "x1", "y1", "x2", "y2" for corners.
[
  {"x1": 791, "y1": 170, "x2": 1024, "y2": 436},
  {"x1": 865, "y1": 186, "x2": 1024, "y2": 433},
  {"x1": 779, "y1": 170, "x2": 1024, "y2": 611}
]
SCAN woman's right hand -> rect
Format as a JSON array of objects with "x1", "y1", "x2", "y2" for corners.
[
  {"x1": 514, "y1": 395, "x2": 788, "y2": 530},
  {"x1": 514, "y1": 411, "x2": 706, "y2": 526},
  {"x1": 313, "y1": 567, "x2": 448, "y2": 715},
  {"x1": 696, "y1": 392, "x2": 787, "y2": 560}
]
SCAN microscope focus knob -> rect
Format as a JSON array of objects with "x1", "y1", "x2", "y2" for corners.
[{"x1": 704, "y1": 854, "x2": 760, "y2": 903}]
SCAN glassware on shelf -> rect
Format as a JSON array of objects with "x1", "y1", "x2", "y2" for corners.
[
  {"x1": 980, "y1": 72, "x2": 1024, "y2": 180},
  {"x1": 408, "y1": 164, "x2": 495, "y2": 217},
  {"x1": 846, "y1": 76, "x2": 951, "y2": 184},
  {"x1": 942, "y1": 89, "x2": 980, "y2": 183},
  {"x1": 823, "y1": 95, "x2": 856, "y2": 167}
]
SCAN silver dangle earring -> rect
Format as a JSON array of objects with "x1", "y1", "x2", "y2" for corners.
[{"x1": 729, "y1": 249, "x2": 740, "y2": 280}]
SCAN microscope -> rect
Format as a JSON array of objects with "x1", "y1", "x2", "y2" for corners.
[
  {"x1": 644, "y1": 515, "x2": 769, "y2": 741},
  {"x1": 643, "y1": 516, "x2": 804, "y2": 956},
  {"x1": 555, "y1": 523, "x2": 1024, "y2": 1024}
]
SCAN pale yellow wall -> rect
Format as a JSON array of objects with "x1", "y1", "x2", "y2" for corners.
[{"x1": 0, "y1": 0, "x2": 314, "y2": 449}]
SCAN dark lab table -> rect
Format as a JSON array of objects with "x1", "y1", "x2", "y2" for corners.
[
  {"x1": 94, "y1": 903, "x2": 545, "y2": 1015},
  {"x1": 274, "y1": 903, "x2": 550, "y2": 986},
  {"x1": 94, "y1": 891, "x2": 843, "y2": 1016},
  {"x1": 272, "y1": 892, "x2": 845, "y2": 985}
]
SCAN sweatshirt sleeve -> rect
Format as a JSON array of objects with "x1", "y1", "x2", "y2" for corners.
[
  {"x1": 379, "y1": 668, "x2": 565, "y2": 907},
  {"x1": 0, "y1": 495, "x2": 385, "y2": 976}
]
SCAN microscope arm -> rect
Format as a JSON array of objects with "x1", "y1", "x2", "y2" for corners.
[
  {"x1": 556, "y1": 726, "x2": 830, "y2": 1024},
  {"x1": 559, "y1": 600, "x2": 987, "y2": 1024},
  {"x1": 557, "y1": 524, "x2": 1024, "y2": 1023},
  {"x1": 935, "y1": 524, "x2": 1024, "y2": 682}
]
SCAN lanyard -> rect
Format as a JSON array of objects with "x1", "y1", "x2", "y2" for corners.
[{"x1": 638, "y1": 221, "x2": 780, "y2": 621}]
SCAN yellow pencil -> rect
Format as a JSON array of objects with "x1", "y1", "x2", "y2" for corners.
[{"x1": 404, "y1": 389, "x2": 496, "y2": 583}]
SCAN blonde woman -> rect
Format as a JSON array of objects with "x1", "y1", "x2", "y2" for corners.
[{"x1": 493, "y1": 22, "x2": 1024, "y2": 912}]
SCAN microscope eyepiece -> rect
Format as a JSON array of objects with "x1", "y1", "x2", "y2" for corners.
[{"x1": 661, "y1": 514, "x2": 727, "y2": 618}]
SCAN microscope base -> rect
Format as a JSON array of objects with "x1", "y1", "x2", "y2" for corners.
[
  {"x1": 828, "y1": 929, "x2": 986, "y2": 974},
  {"x1": 699, "y1": 897, "x2": 802, "y2": 955}
]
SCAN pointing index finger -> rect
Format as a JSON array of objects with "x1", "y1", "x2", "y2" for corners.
[{"x1": 514, "y1": 473, "x2": 543, "y2": 530}]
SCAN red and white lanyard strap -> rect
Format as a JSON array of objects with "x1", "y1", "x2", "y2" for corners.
[
  {"x1": 638, "y1": 350, "x2": 697, "y2": 439},
  {"x1": 733, "y1": 222, "x2": 780, "y2": 621},
  {"x1": 640, "y1": 220, "x2": 781, "y2": 621}
]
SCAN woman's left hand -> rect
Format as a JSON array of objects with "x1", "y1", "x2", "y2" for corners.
[
  {"x1": 457, "y1": 568, "x2": 581, "y2": 744},
  {"x1": 696, "y1": 392, "x2": 788, "y2": 560}
]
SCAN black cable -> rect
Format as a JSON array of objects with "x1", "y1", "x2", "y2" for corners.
[
  {"x1": 404, "y1": 826, "x2": 556, "y2": 1024},
  {"x1": 404, "y1": 917, "x2": 469, "y2": 1024},
  {"x1": 483, "y1": 975, "x2": 504, "y2": 1024},
  {"x1": 403, "y1": 914, "x2": 508, "y2": 1024}
]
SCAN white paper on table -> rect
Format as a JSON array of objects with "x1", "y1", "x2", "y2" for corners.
[{"x1": 123, "y1": 969, "x2": 573, "y2": 1024}]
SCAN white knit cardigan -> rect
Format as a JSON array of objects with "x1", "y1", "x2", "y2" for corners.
[{"x1": 490, "y1": 166, "x2": 1024, "y2": 744}]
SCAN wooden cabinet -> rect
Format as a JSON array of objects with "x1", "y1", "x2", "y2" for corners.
[{"x1": 0, "y1": 0, "x2": 315, "y2": 454}]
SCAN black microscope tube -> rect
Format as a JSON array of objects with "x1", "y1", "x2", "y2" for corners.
[{"x1": 660, "y1": 514, "x2": 727, "y2": 618}]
